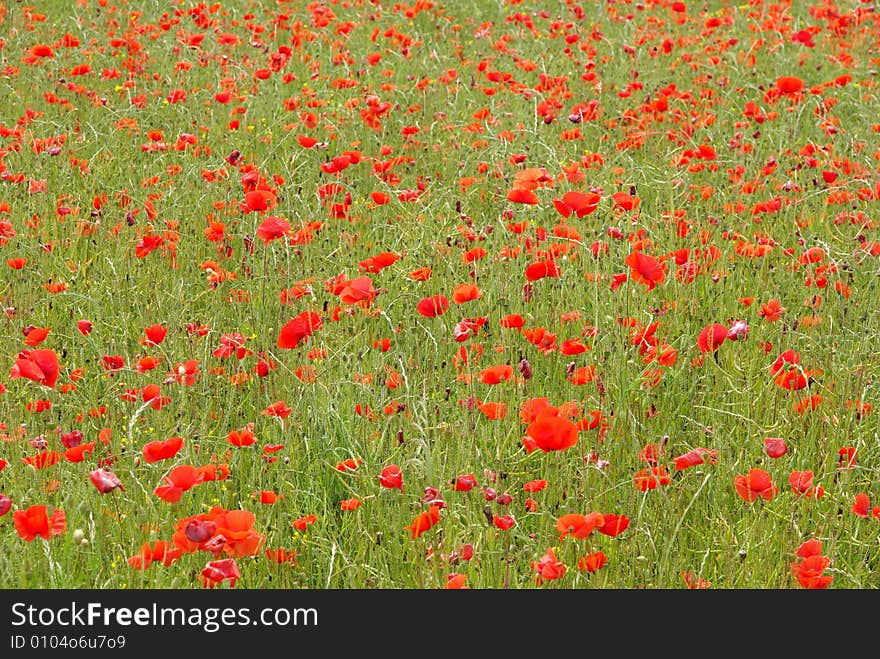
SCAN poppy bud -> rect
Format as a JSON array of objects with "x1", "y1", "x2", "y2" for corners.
[{"x1": 0, "y1": 494, "x2": 11, "y2": 517}]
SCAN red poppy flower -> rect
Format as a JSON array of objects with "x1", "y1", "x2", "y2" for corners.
[
  {"x1": 243, "y1": 189, "x2": 276, "y2": 213},
  {"x1": 452, "y1": 473, "x2": 478, "y2": 492},
  {"x1": 359, "y1": 251, "x2": 400, "y2": 273},
  {"x1": 445, "y1": 573, "x2": 468, "y2": 589},
  {"x1": 264, "y1": 548, "x2": 298, "y2": 564},
  {"x1": 127, "y1": 541, "x2": 182, "y2": 569},
  {"x1": 338, "y1": 276, "x2": 376, "y2": 305},
  {"x1": 788, "y1": 470, "x2": 824, "y2": 499},
  {"x1": 763, "y1": 437, "x2": 788, "y2": 458},
  {"x1": 556, "y1": 512, "x2": 604, "y2": 540},
  {"x1": 776, "y1": 76, "x2": 805, "y2": 95},
  {"x1": 625, "y1": 251, "x2": 666, "y2": 291},
  {"x1": 0, "y1": 494, "x2": 11, "y2": 517},
  {"x1": 292, "y1": 514, "x2": 317, "y2": 531},
  {"x1": 697, "y1": 323, "x2": 727, "y2": 353},
  {"x1": 257, "y1": 491, "x2": 280, "y2": 505},
  {"x1": 336, "y1": 457, "x2": 362, "y2": 472},
  {"x1": 673, "y1": 447, "x2": 718, "y2": 470},
  {"x1": 493, "y1": 514, "x2": 515, "y2": 530},
  {"x1": 525, "y1": 259, "x2": 560, "y2": 281},
  {"x1": 154, "y1": 465, "x2": 202, "y2": 503},
  {"x1": 64, "y1": 444, "x2": 95, "y2": 463},
  {"x1": 226, "y1": 427, "x2": 256, "y2": 448},
  {"x1": 416, "y1": 294, "x2": 449, "y2": 317},
  {"x1": 452, "y1": 282, "x2": 481, "y2": 304},
  {"x1": 553, "y1": 191, "x2": 601, "y2": 218},
  {"x1": 682, "y1": 571, "x2": 712, "y2": 589},
  {"x1": 142, "y1": 324, "x2": 167, "y2": 346},
  {"x1": 29, "y1": 44, "x2": 55, "y2": 59},
  {"x1": 578, "y1": 551, "x2": 608, "y2": 573},
  {"x1": 201, "y1": 558, "x2": 240, "y2": 588},
  {"x1": 405, "y1": 505, "x2": 441, "y2": 539},
  {"x1": 500, "y1": 314, "x2": 525, "y2": 329},
  {"x1": 852, "y1": 493, "x2": 871, "y2": 519},
  {"x1": 477, "y1": 401, "x2": 508, "y2": 420},
  {"x1": 524, "y1": 410, "x2": 579, "y2": 453},
  {"x1": 507, "y1": 188, "x2": 539, "y2": 204},
  {"x1": 791, "y1": 539, "x2": 832, "y2": 589},
  {"x1": 24, "y1": 450, "x2": 62, "y2": 470},
  {"x1": 758, "y1": 299, "x2": 784, "y2": 322},
  {"x1": 634, "y1": 466, "x2": 671, "y2": 491},
  {"x1": 479, "y1": 364, "x2": 513, "y2": 384},
  {"x1": 408, "y1": 266, "x2": 432, "y2": 281},
  {"x1": 277, "y1": 311, "x2": 322, "y2": 349},
  {"x1": 378, "y1": 464, "x2": 404, "y2": 491},
  {"x1": 523, "y1": 479, "x2": 547, "y2": 493},
  {"x1": 734, "y1": 468, "x2": 778, "y2": 502},
  {"x1": 256, "y1": 216, "x2": 291, "y2": 244},
  {"x1": 532, "y1": 547, "x2": 566, "y2": 585},
  {"x1": 838, "y1": 447, "x2": 857, "y2": 470},
  {"x1": 10, "y1": 349, "x2": 60, "y2": 388},
  {"x1": 24, "y1": 326, "x2": 49, "y2": 346},
  {"x1": 611, "y1": 192, "x2": 639, "y2": 212},
  {"x1": 142, "y1": 436, "x2": 184, "y2": 463},
  {"x1": 13, "y1": 505, "x2": 66, "y2": 541}
]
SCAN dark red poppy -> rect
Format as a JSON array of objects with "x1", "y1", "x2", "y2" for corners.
[
  {"x1": 764, "y1": 437, "x2": 788, "y2": 458},
  {"x1": 89, "y1": 468, "x2": 125, "y2": 494},
  {"x1": 697, "y1": 323, "x2": 727, "y2": 353}
]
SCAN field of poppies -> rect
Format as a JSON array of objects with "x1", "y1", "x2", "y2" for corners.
[{"x1": 0, "y1": 0, "x2": 879, "y2": 590}]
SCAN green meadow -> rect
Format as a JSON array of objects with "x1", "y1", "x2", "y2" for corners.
[{"x1": 0, "y1": 0, "x2": 878, "y2": 589}]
